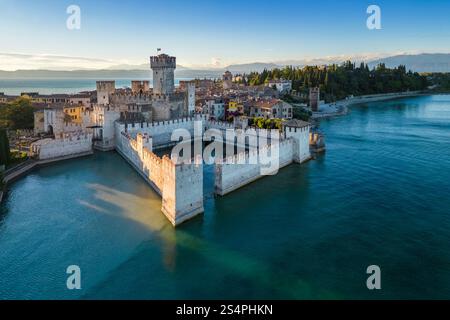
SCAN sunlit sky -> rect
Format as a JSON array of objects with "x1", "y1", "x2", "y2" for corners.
[{"x1": 1, "y1": 0, "x2": 450, "y2": 70}]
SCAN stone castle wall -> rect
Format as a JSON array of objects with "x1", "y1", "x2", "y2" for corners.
[
  {"x1": 31, "y1": 132, "x2": 93, "y2": 160},
  {"x1": 215, "y1": 138, "x2": 295, "y2": 196},
  {"x1": 115, "y1": 115, "x2": 209, "y2": 148},
  {"x1": 114, "y1": 115, "x2": 311, "y2": 225},
  {"x1": 116, "y1": 131, "x2": 204, "y2": 226}
]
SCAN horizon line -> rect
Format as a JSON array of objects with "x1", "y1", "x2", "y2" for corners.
[{"x1": 1, "y1": 51, "x2": 449, "y2": 72}]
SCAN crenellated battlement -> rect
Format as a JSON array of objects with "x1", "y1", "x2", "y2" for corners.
[
  {"x1": 131, "y1": 80, "x2": 150, "y2": 93},
  {"x1": 31, "y1": 132, "x2": 93, "y2": 160},
  {"x1": 54, "y1": 131, "x2": 92, "y2": 142},
  {"x1": 150, "y1": 54, "x2": 176, "y2": 69},
  {"x1": 114, "y1": 110, "x2": 311, "y2": 225},
  {"x1": 111, "y1": 92, "x2": 152, "y2": 103},
  {"x1": 96, "y1": 81, "x2": 116, "y2": 91},
  {"x1": 120, "y1": 115, "x2": 207, "y2": 129},
  {"x1": 116, "y1": 125, "x2": 203, "y2": 226},
  {"x1": 222, "y1": 138, "x2": 292, "y2": 165},
  {"x1": 63, "y1": 122, "x2": 83, "y2": 130}
]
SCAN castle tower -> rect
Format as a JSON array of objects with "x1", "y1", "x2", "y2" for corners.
[
  {"x1": 222, "y1": 71, "x2": 233, "y2": 90},
  {"x1": 161, "y1": 156, "x2": 204, "y2": 226},
  {"x1": 186, "y1": 81, "x2": 196, "y2": 115},
  {"x1": 131, "y1": 80, "x2": 150, "y2": 94},
  {"x1": 150, "y1": 54, "x2": 176, "y2": 95},
  {"x1": 96, "y1": 81, "x2": 116, "y2": 105},
  {"x1": 91, "y1": 104, "x2": 120, "y2": 151},
  {"x1": 309, "y1": 87, "x2": 320, "y2": 112},
  {"x1": 283, "y1": 119, "x2": 311, "y2": 163}
]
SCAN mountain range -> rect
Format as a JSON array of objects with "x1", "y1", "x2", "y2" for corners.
[{"x1": 1, "y1": 53, "x2": 450, "y2": 79}]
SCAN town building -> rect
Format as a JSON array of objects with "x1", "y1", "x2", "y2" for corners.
[
  {"x1": 203, "y1": 98, "x2": 225, "y2": 120},
  {"x1": 267, "y1": 80, "x2": 292, "y2": 93},
  {"x1": 0, "y1": 93, "x2": 15, "y2": 103},
  {"x1": 249, "y1": 99, "x2": 293, "y2": 119}
]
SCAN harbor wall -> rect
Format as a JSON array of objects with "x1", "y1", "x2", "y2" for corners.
[
  {"x1": 116, "y1": 131, "x2": 204, "y2": 226},
  {"x1": 31, "y1": 133, "x2": 93, "y2": 160},
  {"x1": 116, "y1": 116, "x2": 207, "y2": 148},
  {"x1": 215, "y1": 139, "x2": 296, "y2": 196}
]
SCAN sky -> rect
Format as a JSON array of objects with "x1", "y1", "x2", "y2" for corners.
[{"x1": 1, "y1": 0, "x2": 450, "y2": 70}]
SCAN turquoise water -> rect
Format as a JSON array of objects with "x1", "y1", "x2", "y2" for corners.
[{"x1": 1, "y1": 95, "x2": 450, "y2": 299}]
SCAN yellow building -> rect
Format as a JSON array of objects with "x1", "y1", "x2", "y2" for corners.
[
  {"x1": 228, "y1": 101, "x2": 238, "y2": 112},
  {"x1": 63, "y1": 105, "x2": 86, "y2": 124}
]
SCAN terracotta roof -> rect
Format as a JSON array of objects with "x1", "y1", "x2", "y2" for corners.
[{"x1": 252, "y1": 99, "x2": 280, "y2": 109}]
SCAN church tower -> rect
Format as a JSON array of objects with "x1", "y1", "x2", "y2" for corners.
[{"x1": 150, "y1": 53, "x2": 176, "y2": 95}]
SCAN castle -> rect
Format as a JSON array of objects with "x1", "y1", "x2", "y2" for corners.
[
  {"x1": 30, "y1": 53, "x2": 313, "y2": 227},
  {"x1": 92, "y1": 53, "x2": 195, "y2": 150}
]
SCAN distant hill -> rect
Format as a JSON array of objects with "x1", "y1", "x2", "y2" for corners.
[
  {"x1": 0, "y1": 68, "x2": 222, "y2": 80},
  {"x1": 224, "y1": 54, "x2": 450, "y2": 74},
  {"x1": 105, "y1": 63, "x2": 189, "y2": 71},
  {"x1": 224, "y1": 62, "x2": 280, "y2": 73},
  {"x1": 368, "y1": 54, "x2": 450, "y2": 73},
  {"x1": 2, "y1": 53, "x2": 450, "y2": 80}
]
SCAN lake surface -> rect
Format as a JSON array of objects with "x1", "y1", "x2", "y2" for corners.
[
  {"x1": 0, "y1": 78, "x2": 193, "y2": 95},
  {"x1": 1, "y1": 95, "x2": 450, "y2": 299}
]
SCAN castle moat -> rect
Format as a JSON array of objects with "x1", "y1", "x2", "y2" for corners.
[{"x1": 1, "y1": 95, "x2": 450, "y2": 299}]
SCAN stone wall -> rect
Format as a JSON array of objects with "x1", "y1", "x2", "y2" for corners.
[
  {"x1": 161, "y1": 156, "x2": 204, "y2": 226},
  {"x1": 116, "y1": 115, "x2": 208, "y2": 149},
  {"x1": 116, "y1": 131, "x2": 204, "y2": 226},
  {"x1": 285, "y1": 125, "x2": 311, "y2": 163},
  {"x1": 31, "y1": 132, "x2": 93, "y2": 160},
  {"x1": 114, "y1": 115, "x2": 311, "y2": 225},
  {"x1": 215, "y1": 139, "x2": 295, "y2": 196}
]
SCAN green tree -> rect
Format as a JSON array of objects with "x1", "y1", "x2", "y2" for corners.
[
  {"x1": 0, "y1": 96, "x2": 34, "y2": 130},
  {"x1": 243, "y1": 62, "x2": 428, "y2": 102},
  {"x1": 0, "y1": 129, "x2": 10, "y2": 167}
]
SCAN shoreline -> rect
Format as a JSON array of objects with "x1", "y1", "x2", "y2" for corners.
[
  {"x1": 311, "y1": 91, "x2": 428, "y2": 119},
  {"x1": 342, "y1": 91, "x2": 426, "y2": 106}
]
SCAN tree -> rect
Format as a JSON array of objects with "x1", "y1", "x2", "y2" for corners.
[
  {"x1": 0, "y1": 129, "x2": 10, "y2": 167},
  {"x1": 0, "y1": 96, "x2": 34, "y2": 130},
  {"x1": 243, "y1": 62, "x2": 428, "y2": 103}
]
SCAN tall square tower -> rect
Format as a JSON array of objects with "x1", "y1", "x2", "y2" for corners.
[
  {"x1": 309, "y1": 87, "x2": 320, "y2": 112},
  {"x1": 150, "y1": 54, "x2": 176, "y2": 95}
]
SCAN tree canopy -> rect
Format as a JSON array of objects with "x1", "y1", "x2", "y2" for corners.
[
  {"x1": 0, "y1": 96, "x2": 35, "y2": 130},
  {"x1": 249, "y1": 117, "x2": 283, "y2": 130},
  {"x1": 243, "y1": 62, "x2": 428, "y2": 102},
  {"x1": 0, "y1": 129, "x2": 10, "y2": 167}
]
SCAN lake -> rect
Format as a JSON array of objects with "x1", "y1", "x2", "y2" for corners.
[{"x1": 1, "y1": 95, "x2": 450, "y2": 299}]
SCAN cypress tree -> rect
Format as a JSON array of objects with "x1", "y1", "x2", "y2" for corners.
[{"x1": 0, "y1": 129, "x2": 10, "y2": 167}]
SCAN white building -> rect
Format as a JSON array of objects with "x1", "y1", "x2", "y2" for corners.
[
  {"x1": 204, "y1": 99, "x2": 225, "y2": 120},
  {"x1": 267, "y1": 80, "x2": 292, "y2": 93}
]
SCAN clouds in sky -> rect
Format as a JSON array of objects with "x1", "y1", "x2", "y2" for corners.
[
  {"x1": 0, "y1": 50, "x2": 446, "y2": 71},
  {"x1": 0, "y1": 53, "x2": 149, "y2": 71}
]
